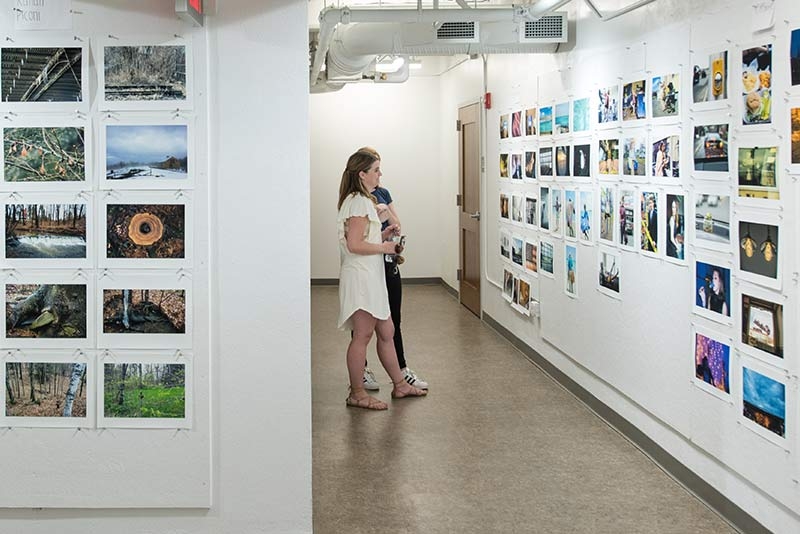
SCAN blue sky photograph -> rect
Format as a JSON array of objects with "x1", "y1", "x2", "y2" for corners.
[
  {"x1": 106, "y1": 125, "x2": 188, "y2": 167},
  {"x1": 743, "y1": 367, "x2": 785, "y2": 418}
]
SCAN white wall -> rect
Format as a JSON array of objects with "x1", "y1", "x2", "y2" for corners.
[
  {"x1": 310, "y1": 78, "x2": 443, "y2": 279},
  {"x1": 0, "y1": 0, "x2": 312, "y2": 532}
]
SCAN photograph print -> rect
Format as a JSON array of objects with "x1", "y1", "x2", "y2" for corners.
[
  {"x1": 622, "y1": 79, "x2": 646, "y2": 121},
  {"x1": 640, "y1": 191, "x2": 658, "y2": 254},
  {"x1": 737, "y1": 146, "x2": 778, "y2": 200},
  {"x1": 103, "y1": 44, "x2": 187, "y2": 102},
  {"x1": 665, "y1": 194, "x2": 685, "y2": 261},
  {"x1": 793, "y1": 107, "x2": 800, "y2": 165},
  {"x1": 550, "y1": 188, "x2": 563, "y2": 236},
  {"x1": 598, "y1": 248, "x2": 620, "y2": 295},
  {"x1": 573, "y1": 144, "x2": 590, "y2": 177},
  {"x1": 539, "y1": 240, "x2": 554, "y2": 275},
  {"x1": 500, "y1": 193, "x2": 509, "y2": 220},
  {"x1": 524, "y1": 151, "x2": 536, "y2": 179},
  {"x1": 500, "y1": 230, "x2": 511, "y2": 260},
  {"x1": 694, "y1": 332, "x2": 730, "y2": 395},
  {"x1": 694, "y1": 193, "x2": 730, "y2": 249},
  {"x1": 3, "y1": 127, "x2": 85, "y2": 184},
  {"x1": 738, "y1": 221, "x2": 778, "y2": 282},
  {"x1": 105, "y1": 125, "x2": 188, "y2": 183},
  {"x1": 103, "y1": 289, "x2": 186, "y2": 335},
  {"x1": 499, "y1": 153, "x2": 509, "y2": 178},
  {"x1": 741, "y1": 293, "x2": 783, "y2": 360},
  {"x1": 565, "y1": 244, "x2": 577, "y2": 297},
  {"x1": 555, "y1": 146, "x2": 570, "y2": 177},
  {"x1": 600, "y1": 186, "x2": 614, "y2": 243},
  {"x1": 512, "y1": 195, "x2": 524, "y2": 224},
  {"x1": 5, "y1": 283, "x2": 87, "y2": 339},
  {"x1": 1, "y1": 48, "x2": 83, "y2": 103},
  {"x1": 598, "y1": 139, "x2": 619, "y2": 175},
  {"x1": 693, "y1": 50, "x2": 727, "y2": 103},
  {"x1": 539, "y1": 147, "x2": 553, "y2": 177},
  {"x1": 741, "y1": 44, "x2": 772, "y2": 126},
  {"x1": 525, "y1": 108, "x2": 537, "y2": 136},
  {"x1": 5, "y1": 203, "x2": 86, "y2": 259},
  {"x1": 792, "y1": 29, "x2": 800, "y2": 87},
  {"x1": 5, "y1": 361, "x2": 87, "y2": 418},
  {"x1": 525, "y1": 196, "x2": 537, "y2": 227},
  {"x1": 525, "y1": 241, "x2": 538, "y2": 273},
  {"x1": 622, "y1": 136, "x2": 646, "y2": 177},
  {"x1": 695, "y1": 261, "x2": 730, "y2": 320},
  {"x1": 651, "y1": 73, "x2": 679, "y2": 118},
  {"x1": 652, "y1": 134, "x2": 680, "y2": 178},
  {"x1": 555, "y1": 102, "x2": 570, "y2": 134},
  {"x1": 512, "y1": 236, "x2": 524, "y2": 267},
  {"x1": 503, "y1": 269, "x2": 514, "y2": 300},
  {"x1": 597, "y1": 85, "x2": 619, "y2": 124},
  {"x1": 539, "y1": 106, "x2": 553, "y2": 136},
  {"x1": 510, "y1": 153, "x2": 523, "y2": 180},
  {"x1": 564, "y1": 190, "x2": 577, "y2": 239},
  {"x1": 693, "y1": 124, "x2": 729, "y2": 172},
  {"x1": 579, "y1": 190, "x2": 593, "y2": 242},
  {"x1": 103, "y1": 362, "x2": 186, "y2": 419},
  {"x1": 618, "y1": 190, "x2": 635, "y2": 248},
  {"x1": 742, "y1": 366, "x2": 785, "y2": 438},
  {"x1": 511, "y1": 111, "x2": 522, "y2": 138},
  {"x1": 573, "y1": 98, "x2": 590, "y2": 132},
  {"x1": 540, "y1": 187, "x2": 550, "y2": 230},
  {"x1": 106, "y1": 204, "x2": 186, "y2": 260},
  {"x1": 500, "y1": 114, "x2": 509, "y2": 139}
]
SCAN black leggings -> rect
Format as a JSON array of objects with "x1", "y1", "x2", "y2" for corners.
[{"x1": 385, "y1": 260, "x2": 405, "y2": 369}]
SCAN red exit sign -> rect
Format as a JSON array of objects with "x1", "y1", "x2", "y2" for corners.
[
  {"x1": 189, "y1": 0, "x2": 202, "y2": 13},
  {"x1": 176, "y1": 0, "x2": 203, "y2": 26}
]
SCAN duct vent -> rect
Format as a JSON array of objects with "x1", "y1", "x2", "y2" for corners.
[
  {"x1": 436, "y1": 21, "x2": 479, "y2": 43},
  {"x1": 520, "y1": 13, "x2": 568, "y2": 43}
]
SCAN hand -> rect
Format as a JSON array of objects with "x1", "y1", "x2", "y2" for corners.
[
  {"x1": 381, "y1": 224, "x2": 400, "y2": 241},
  {"x1": 382, "y1": 241, "x2": 398, "y2": 254},
  {"x1": 698, "y1": 286, "x2": 706, "y2": 306}
]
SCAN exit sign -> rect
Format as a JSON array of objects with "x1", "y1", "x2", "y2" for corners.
[{"x1": 176, "y1": 0, "x2": 203, "y2": 27}]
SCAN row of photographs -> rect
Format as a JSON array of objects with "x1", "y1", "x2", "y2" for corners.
[
  {"x1": 0, "y1": 194, "x2": 192, "y2": 268},
  {"x1": 0, "y1": 40, "x2": 193, "y2": 111},
  {"x1": 0, "y1": 274, "x2": 191, "y2": 349},
  {"x1": 500, "y1": 35, "x2": 800, "y2": 139},
  {"x1": 499, "y1": 117, "x2": 797, "y2": 194},
  {"x1": 499, "y1": 186, "x2": 781, "y2": 289},
  {"x1": 502, "y1": 249, "x2": 790, "y2": 446},
  {"x1": 0, "y1": 119, "x2": 194, "y2": 191},
  {"x1": 1, "y1": 353, "x2": 192, "y2": 429}
]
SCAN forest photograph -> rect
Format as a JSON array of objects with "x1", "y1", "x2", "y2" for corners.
[
  {"x1": 106, "y1": 125, "x2": 188, "y2": 181},
  {"x1": 104, "y1": 45, "x2": 186, "y2": 101},
  {"x1": 106, "y1": 204, "x2": 185, "y2": 259},
  {"x1": 104, "y1": 363, "x2": 185, "y2": 418},
  {"x1": 5, "y1": 362, "x2": 87, "y2": 417},
  {"x1": 5, "y1": 203, "x2": 87, "y2": 259},
  {"x1": 5, "y1": 284, "x2": 87, "y2": 338},
  {"x1": 103, "y1": 289, "x2": 186, "y2": 334},
  {"x1": 1, "y1": 48, "x2": 83, "y2": 103},
  {"x1": 3, "y1": 127, "x2": 85, "y2": 182}
]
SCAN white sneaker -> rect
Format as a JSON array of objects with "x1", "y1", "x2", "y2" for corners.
[
  {"x1": 363, "y1": 367, "x2": 380, "y2": 391},
  {"x1": 402, "y1": 367, "x2": 429, "y2": 390}
]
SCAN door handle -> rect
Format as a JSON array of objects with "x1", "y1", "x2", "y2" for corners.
[{"x1": 469, "y1": 211, "x2": 481, "y2": 220}]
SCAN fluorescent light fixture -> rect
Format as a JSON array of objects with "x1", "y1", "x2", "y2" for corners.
[{"x1": 375, "y1": 56, "x2": 405, "y2": 73}]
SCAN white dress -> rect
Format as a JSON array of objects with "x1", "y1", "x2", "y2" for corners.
[{"x1": 337, "y1": 193, "x2": 389, "y2": 330}]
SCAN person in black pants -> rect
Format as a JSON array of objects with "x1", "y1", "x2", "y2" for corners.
[{"x1": 359, "y1": 147, "x2": 429, "y2": 391}]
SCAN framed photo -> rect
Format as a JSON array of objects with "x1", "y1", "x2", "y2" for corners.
[
  {"x1": 0, "y1": 43, "x2": 89, "y2": 112},
  {"x1": 1, "y1": 119, "x2": 90, "y2": 192},
  {"x1": 2, "y1": 194, "x2": 93, "y2": 269},
  {"x1": 1, "y1": 352, "x2": 94, "y2": 428},
  {"x1": 651, "y1": 131, "x2": 680, "y2": 179},
  {"x1": 97, "y1": 273, "x2": 192, "y2": 349},
  {"x1": 573, "y1": 143, "x2": 591, "y2": 178},
  {"x1": 740, "y1": 361, "x2": 787, "y2": 444},
  {"x1": 597, "y1": 84, "x2": 619, "y2": 126},
  {"x1": 598, "y1": 138, "x2": 620, "y2": 177},
  {"x1": 539, "y1": 240, "x2": 554, "y2": 278},
  {"x1": 735, "y1": 145, "x2": 778, "y2": 203},
  {"x1": 692, "y1": 191, "x2": 731, "y2": 252},
  {"x1": 640, "y1": 190, "x2": 660, "y2": 256},
  {"x1": 579, "y1": 190, "x2": 594, "y2": 245},
  {"x1": 502, "y1": 268, "x2": 514, "y2": 301},
  {"x1": 564, "y1": 244, "x2": 578, "y2": 298},
  {"x1": 599, "y1": 185, "x2": 615, "y2": 245},
  {"x1": 525, "y1": 108, "x2": 537, "y2": 136},
  {"x1": 618, "y1": 189, "x2": 636, "y2": 249},
  {"x1": 691, "y1": 326, "x2": 731, "y2": 401},
  {"x1": 572, "y1": 97, "x2": 591, "y2": 133},
  {"x1": 664, "y1": 193, "x2": 686, "y2": 263},
  {"x1": 97, "y1": 36, "x2": 193, "y2": 111},
  {"x1": 622, "y1": 79, "x2": 647, "y2": 122},
  {"x1": 97, "y1": 351, "x2": 192, "y2": 429},
  {"x1": 554, "y1": 102, "x2": 570, "y2": 135},
  {"x1": 693, "y1": 123, "x2": 729, "y2": 176},
  {"x1": 693, "y1": 257, "x2": 732, "y2": 325},
  {"x1": 691, "y1": 48, "x2": 729, "y2": 109},
  {"x1": 597, "y1": 247, "x2": 621, "y2": 298},
  {"x1": 736, "y1": 218, "x2": 780, "y2": 290},
  {"x1": 539, "y1": 105, "x2": 553, "y2": 136},
  {"x1": 100, "y1": 191, "x2": 192, "y2": 268},
  {"x1": 539, "y1": 147, "x2": 554, "y2": 178},
  {"x1": 2, "y1": 271, "x2": 94, "y2": 348},
  {"x1": 740, "y1": 44, "x2": 772, "y2": 126},
  {"x1": 739, "y1": 288, "x2": 784, "y2": 362},
  {"x1": 99, "y1": 115, "x2": 194, "y2": 190},
  {"x1": 525, "y1": 240, "x2": 538, "y2": 275},
  {"x1": 651, "y1": 72, "x2": 680, "y2": 121}
]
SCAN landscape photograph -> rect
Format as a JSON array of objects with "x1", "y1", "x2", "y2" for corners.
[
  {"x1": 103, "y1": 289, "x2": 186, "y2": 334},
  {"x1": 103, "y1": 363, "x2": 186, "y2": 418},
  {"x1": 5, "y1": 362, "x2": 87, "y2": 417},
  {"x1": 106, "y1": 125, "x2": 188, "y2": 181},
  {"x1": 5, "y1": 283, "x2": 87, "y2": 338},
  {"x1": 104, "y1": 45, "x2": 186, "y2": 101},
  {"x1": 5, "y1": 203, "x2": 86, "y2": 259}
]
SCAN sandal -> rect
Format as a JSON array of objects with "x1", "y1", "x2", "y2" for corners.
[
  {"x1": 345, "y1": 388, "x2": 388, "y2": 410},
  {"x1": 391, "y1": 380, "x2": 428, "y2": 399}
]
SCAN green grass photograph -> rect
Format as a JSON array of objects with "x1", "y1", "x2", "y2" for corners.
[{"x1": 104, "y1": 363, "x2": 185, "y2": 418}]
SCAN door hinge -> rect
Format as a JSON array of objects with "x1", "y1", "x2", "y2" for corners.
[
  {"x1": 480, "y1": 155, "x2": 485, "y2": 173},
  {"x1": 457, "y1": 269, "x2": 462, "y2": 281},
  {"x1": 456, "y1": 119, "x2": 462, "y2": 132},
  {"x1": 456, "y1": 194, "x2": 462, "y2": 206}
]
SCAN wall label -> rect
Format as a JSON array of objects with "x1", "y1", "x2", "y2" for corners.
[{"x1": 14, "y1": 0, "x2": 72, "y2": 30}]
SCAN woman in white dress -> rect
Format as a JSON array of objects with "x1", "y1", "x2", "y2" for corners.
[{"x1": 337, "y1": 150, "x2": 427, "y2": 410}]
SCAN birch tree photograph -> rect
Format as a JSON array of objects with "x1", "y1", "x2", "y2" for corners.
[
  {"x1": 103, "y1": 289, "x2": 186, "y2": 334},
  {"x1": 5, "y1": 362, "x2": 87, "y2": 417},
  {"x1": 3, "y1": 127, "x2": 85, "y2": 182},
  {"x1": 103, "y1": 363, "x2": 185, "y2": 418}
]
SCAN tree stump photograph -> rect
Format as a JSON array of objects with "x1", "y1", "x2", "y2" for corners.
[
  {"x1": 5, "y1": 284, "x2": 87, "y2": 338},
  {"x1": 106, "y1": 204, "x2": 185, "y2": 259}
]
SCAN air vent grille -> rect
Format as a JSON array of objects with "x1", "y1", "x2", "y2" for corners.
[
  {"x1": 524, "y1": 15, "x2": 565, "y2": 41},
  {"x1": 437, "y1": 21, "x2": 477, "y2": 40}
]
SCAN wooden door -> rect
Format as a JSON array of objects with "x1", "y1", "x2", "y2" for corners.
[{"x1": 458, "y1": 103, "x2": 481, "y2": 317}]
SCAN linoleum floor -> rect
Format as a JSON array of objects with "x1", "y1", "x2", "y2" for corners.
[{"x1": 311, "y1": 284, "x2": 737, "y2": 534}]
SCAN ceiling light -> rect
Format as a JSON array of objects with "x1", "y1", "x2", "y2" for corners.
[{"x1": 375, "y1": 56, "x2": 405, "y2": 73}]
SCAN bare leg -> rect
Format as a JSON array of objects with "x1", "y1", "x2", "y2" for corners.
[
  {"x1": 375, "y1": 317, "x2": 426, "y2": 399},
  {"x1": 346, "y1": 311, "x2": 387, "y2": 410}
]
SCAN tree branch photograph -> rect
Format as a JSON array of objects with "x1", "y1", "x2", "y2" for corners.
[
  {"x1": 0, "y1": 48, "x2": 83, "y2": 103},
  {"x1": 5, "y1": 284, "x2": 87, "y2": 338},
  {"x1": 5, "y1": 203, "x2": 87, "y2": 259},
  {"x1": 103, "y1": 363, "x2": 186, "y2": 418},
  {"x1": 103, "y1": 289, "x2": 186, "y2": 334},
  {"x1": 5, "y1": 362, "x2": 87, "y2": 417},
  {"x1": 103, "y1": 45, "x2": 186, "y2": 101},
  {"x1": 106, "y1": 204, "x2": 185, "y2": 259},
  {"x1": 3, "y1": 127, "x2": 85, "y2": 183}
]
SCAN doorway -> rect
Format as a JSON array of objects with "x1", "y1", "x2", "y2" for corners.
[{"x1": 458, "y1": 102, "x2": 481, "y2": 317}]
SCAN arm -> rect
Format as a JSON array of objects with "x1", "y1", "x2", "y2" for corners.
[
  {"x1": 345, "y1": 216, "x2": 396, "y2": 256},
  {"x1": 385, "y1": 201, "x2": 401, "y2": 231}
]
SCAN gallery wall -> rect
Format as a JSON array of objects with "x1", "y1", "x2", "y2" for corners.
[{"x1": 0, "y1": 1, "x2": 312, "y2": 533}]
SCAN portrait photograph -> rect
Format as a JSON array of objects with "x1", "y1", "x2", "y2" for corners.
[
  {"x1": 539, "y1": 147, "x2": 553, "y2": 177},
  {"x1": 640, "y1": 191, "x2": 658, "y2": 254},
  {"x1": 539, "y1": 240, "x2": 554, "y2": 276},
  {"x1": 5, "y1": 203, "x2": 87, "y2": 260},
  {"x1": 597, "y1": 85, "x2": 619, "y2": 124},
  {"x1": 664, "y1": 194, "x2": 685, "y2": 261},
  {"x1": 539, "y1": 106, "x2": 553, "y2": 136},
  {"x1": 693, "y1": 124, "x2": 729, "y2": 172},
  {"x1": 105, "y1": 124, "x2": 189, "y2": 184},
  {"x1": 3, "y1": 126, "x2": 85, "y2": 184},
  {"x1": 103, "y1": 44, "x2": 187, "y2": 103},
  {"x1": 573, "y1": 98, "x2": 590, "y2": 132},
  {"x1": 565, "y1": 244, "x2": 577, "y2": 297},
  {"x1": 738, "y1": 221, "x2": 778, "y2": 281},
  {"x1": 622, "y1": 79, "x2": 646, "y2": 121},
  {"x1": 694, "y1": 331, "x2": 730, "y2": 395},
  {"x1": 524, "y1": 151, "x2": 536, "y2": 180},
  {"x1": 525, "y1": 108, "x2": 537, "y2": 136},
  {"x1": 512, "y1": 236, "x2": 524, "y2": 267},
  {"x1": 5, "y1": 361, "x2": 88, "y2": 418},
  {"x1": 579, "y1": 191, "x2": 593, "y2": 243},
  {"x1": 694, "y1": 261, "x2": 731, "y2": 321},
  {"x1": 651, "y1": 73, "x2": 679, "y2": 118},
  {"x1": 1, "y1": 47, "x2": 83, "y2": 103},
  {"x1": 741, "y1": 45, "x2": 772, "y2": 126},
  {"x1": 693, "y1": 193, "x2": 730, "y2": 250},
  {"x1": 500, "y1": 114, "x2": 509, "y2": 139},
  {"x1": 540, "y1": 187, "x2": 550, "y2": 230},
  {"x1": 651, "y1": 134, "x2": 680, "y2": 178},
  {"x1": 598, "y1": 248, "x2": 620, "y2": 296},
  {"x1": 693, "y1": 50, "x2": 727, "y2": 104},
  {"x1": 525, "y1": 196, "x2": 537, "y2": 227},
  {"x1": 106, "y1": 204, "x2": 185, "y2": 260},
  {"x1": 564, "y1": 190, "x2": 577, "y2": 240},
  {"x1": 555, "y1": 102, "x2": 570, "y2": 134},
  {"x1": 525, "y1": 241, "x2": 538, "y2": 273},
  {"x1": 737, "y1": 146, "x2": 778, "y2": 200},
  {"x1": 618, "y1": 190, "x2": 635, "y2": 249},
  {"x1": 598, "y1": 138, "x2": 619, "y2": 175},
  {"x1": 500, "y1": 192, "x2": 509, "y2": 219},
  {"x1": 573, "y1": 144, "x2": 591, "y2": 177},
  {"x1": 622, "y1": 136, "x2": 646, "y2": 177},
  {"x1": 499, "y1": 153, "x2": 509, "y2": 178},
  {"x1": 741, "y1": 292, "x2": 783, "y2": 360},
  {"x1": 511, "y1": 111, "x2": 523, "y2": 137},
  {"x1": 599, "y1": 186, "x2": 615, "y2": 243},
  {"x1": 555, "y1": 145, "x2": 570, "y2": 177},
  {"x1": 5, "y1": 283, "x2": 87, "y2": 339},
  {"x1": 742, "y1": 366, "x2": 785, "y2": 438},
  {"x1": 510, "y1": 153, "x2": 523, "y2": 180}
]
